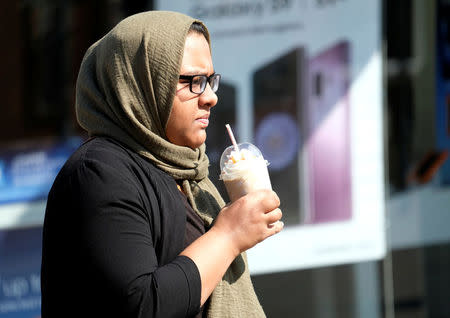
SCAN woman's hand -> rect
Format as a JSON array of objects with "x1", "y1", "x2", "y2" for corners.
[{"x1": 211, "y1": 189, "x2": 284, "y2": 257}]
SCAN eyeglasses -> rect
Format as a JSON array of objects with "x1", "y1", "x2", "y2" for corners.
[{"x1": 179, "y1": 73, "x2": 221, "y2": 94}]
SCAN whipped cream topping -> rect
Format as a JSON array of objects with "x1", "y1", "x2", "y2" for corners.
[{"x1": 220, "y1": 148, "x2": 268, "y2": 180}]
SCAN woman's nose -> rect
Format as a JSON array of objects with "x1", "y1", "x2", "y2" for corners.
[{"x1": 199, "y1": 82, "x2": 218, "y2": 108}]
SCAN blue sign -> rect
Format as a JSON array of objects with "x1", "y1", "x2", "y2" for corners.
[
  {"x1": 0, "y1": 227, "x2": 42, "y2": 317},
  {"x1": 0, "y1": 137, "x2": 82, "y2": 205}
]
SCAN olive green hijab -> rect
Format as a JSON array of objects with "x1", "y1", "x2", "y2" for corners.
[{"x1": 75, "y1": 11, "x2": 265, "y2": 318}]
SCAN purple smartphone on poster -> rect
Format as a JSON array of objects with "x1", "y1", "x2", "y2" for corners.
[{"x1": 303, "y1": 41, "x2": 352, "y2": 224}]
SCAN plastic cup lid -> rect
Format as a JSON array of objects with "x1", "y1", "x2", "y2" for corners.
[{"x1": 219, "y1": 142, "x2": 263, "y2": 169}]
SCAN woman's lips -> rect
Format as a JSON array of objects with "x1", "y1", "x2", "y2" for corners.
[
  {"x1": 197, "y1": 118, "x2": 209, "y2": 126},
  {"x1": 197, "y1": 114, "x2": 210, "y2": 127}
]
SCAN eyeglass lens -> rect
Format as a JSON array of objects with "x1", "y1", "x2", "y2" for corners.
[{"x1": 191, "y1": 74, "x2": 220, "y2": 94}]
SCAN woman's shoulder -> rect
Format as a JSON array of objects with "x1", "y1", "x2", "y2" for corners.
[
  {"x1": 63, "y1": 137, "x2": 174, "y2": 190},
  {"x1": 75, "y1": 137, "x2": 139, "y2": 167},
  {"x1": 65, "y1": 137, "x2": 152, "y2": 174}
]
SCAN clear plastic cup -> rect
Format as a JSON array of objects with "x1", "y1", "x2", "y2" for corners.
[{"x1": 220, "y1": 142, "x2": 272, "y2": 202}]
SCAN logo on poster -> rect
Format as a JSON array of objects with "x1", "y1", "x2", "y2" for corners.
[{"x1": 189, "y1": 0, "x2": 297, "y2": 20}]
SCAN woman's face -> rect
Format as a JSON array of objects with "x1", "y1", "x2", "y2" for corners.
[{"x1": 165, "y1": 33, "x2": 218, "y2": 149}]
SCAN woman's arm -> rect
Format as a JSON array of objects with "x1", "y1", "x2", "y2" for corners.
[{"x1": 181, "y1": 189, "x2": 283, "y2": 305}]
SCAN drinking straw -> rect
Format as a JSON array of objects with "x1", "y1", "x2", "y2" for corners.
[{"x1": 225, "y1": 124, "x2": 240, "y2": 153}]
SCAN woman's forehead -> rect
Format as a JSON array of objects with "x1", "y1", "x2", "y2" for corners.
[{"x1": 180, "y1": 34, "x2": 213, "y2": 71}]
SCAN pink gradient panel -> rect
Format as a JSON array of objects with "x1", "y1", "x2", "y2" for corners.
[{"x1": 306, "y1": 42, "x2": 352, "y2": 223}]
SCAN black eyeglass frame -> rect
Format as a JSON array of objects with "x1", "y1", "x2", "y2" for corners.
[{"x1": 179, "y1": 73, "x2": 221, "y2": 94}]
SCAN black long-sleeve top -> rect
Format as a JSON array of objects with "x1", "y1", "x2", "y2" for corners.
[{"x1": 41, "y1": 137, "x2": 203, "y2": 318}]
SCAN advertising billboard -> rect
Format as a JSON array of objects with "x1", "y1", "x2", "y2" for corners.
[{"x1": 156, "y1": 0, "x2": 385, "y2": 273}]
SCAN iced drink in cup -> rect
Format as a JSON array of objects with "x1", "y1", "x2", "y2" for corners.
[{"x1": 219, "y1": 124, "x2": 272, "y2": 202}]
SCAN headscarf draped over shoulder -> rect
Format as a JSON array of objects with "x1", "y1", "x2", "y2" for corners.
[{"x1": 75, "y1": 10, "x2": 265, "y2": 318}]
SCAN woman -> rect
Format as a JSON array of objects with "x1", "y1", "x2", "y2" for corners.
[{"x1": 41, "y1": 11, "x2": 283, "y2": 318}]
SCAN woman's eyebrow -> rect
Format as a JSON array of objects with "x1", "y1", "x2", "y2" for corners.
[{"x1": 180, "y1": 69, "x2": 215, "y2": 76}]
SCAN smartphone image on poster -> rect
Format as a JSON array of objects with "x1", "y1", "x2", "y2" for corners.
[
  {"x1": 303, "y1": 41, "x2": 352, "y2": 224},
  {"x1": 206, "y1": 81, "x2": 237, "y2": 201},
  {"x1": 253, "y1": 48, "x2": 306, "y2": 226}
]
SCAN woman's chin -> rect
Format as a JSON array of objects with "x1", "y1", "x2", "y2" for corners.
[{"x1": 186, "y1": 133, "x2": 206, "y2": 149}]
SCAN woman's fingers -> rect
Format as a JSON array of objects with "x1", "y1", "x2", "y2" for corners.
[
  {"x1": 265, "y1": 208, "x2": 283, "y2": 240},
  {"x1": 265, "y1": 208, "x2": 283, "y2": 224},
  {"x1": 246, "y1": 189, "x2": 280, "y2": 212},
  {"x1": 267, "y1": 220, "x2": 284, "y2": 236}
]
